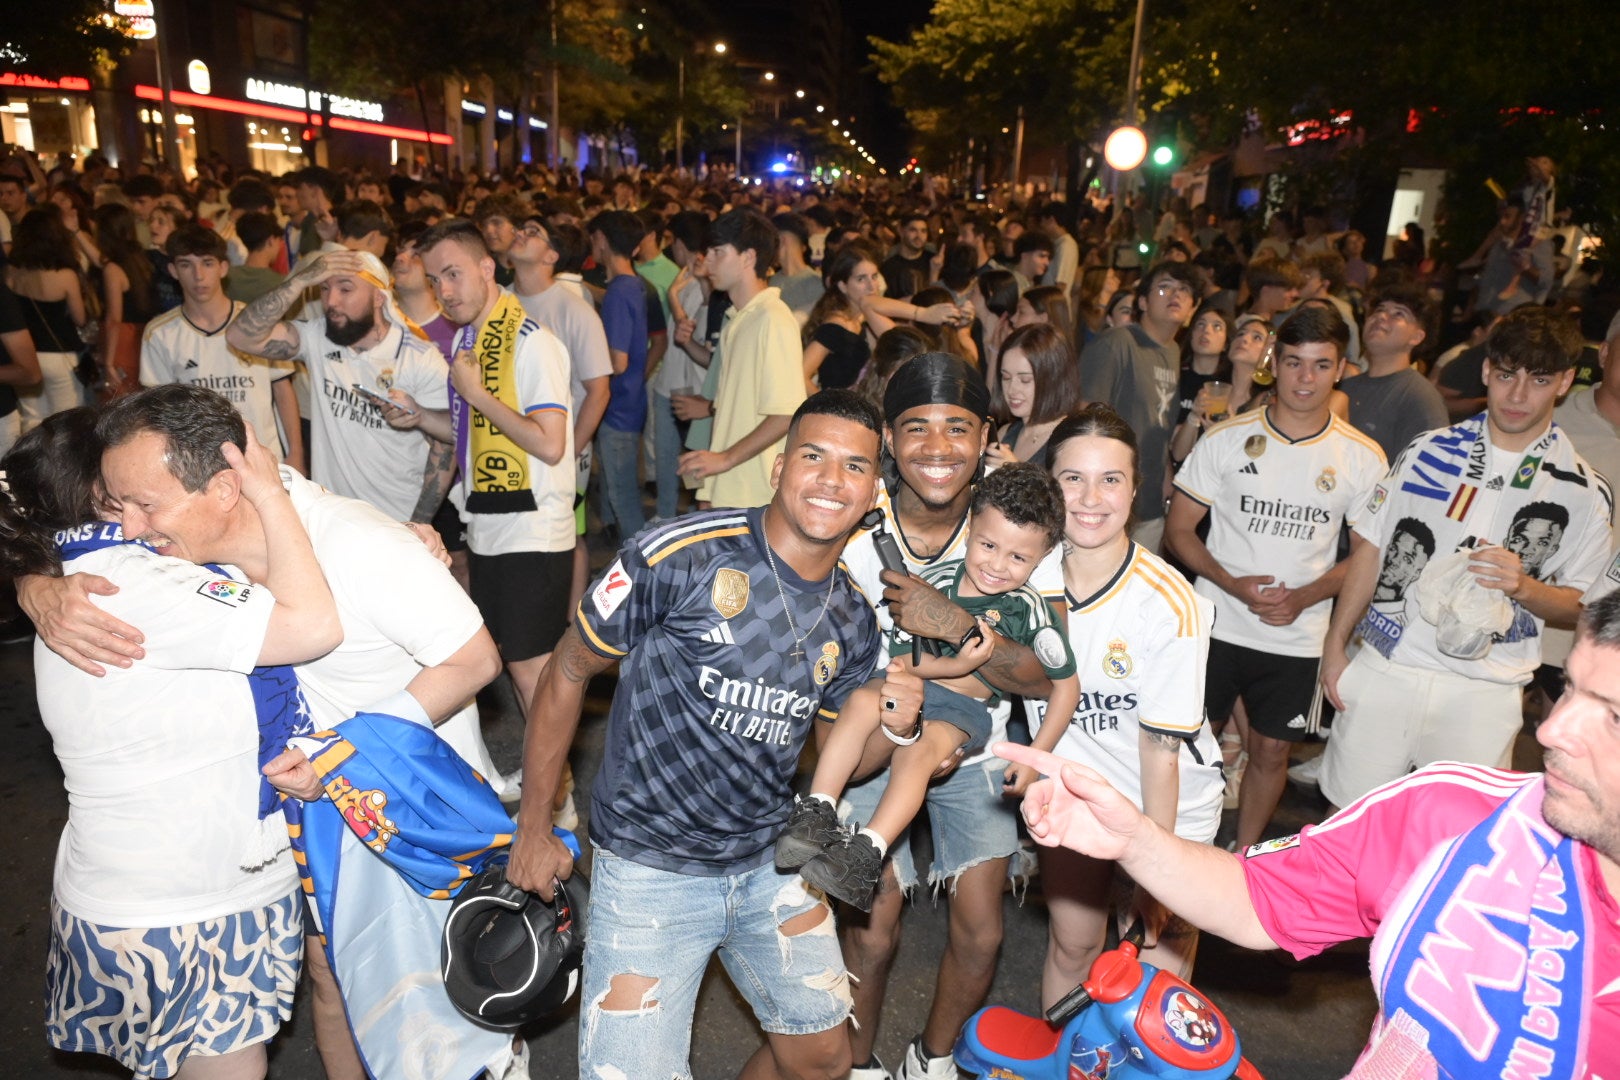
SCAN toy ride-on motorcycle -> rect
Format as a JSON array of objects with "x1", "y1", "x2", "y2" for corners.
[{"x1": 954, "y1": 923, "x2": 1263, "y2": 1080}]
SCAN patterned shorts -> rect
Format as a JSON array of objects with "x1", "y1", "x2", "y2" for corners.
[{"x1": 46, "y1": 891, "x2": 303, "y2": 1079}]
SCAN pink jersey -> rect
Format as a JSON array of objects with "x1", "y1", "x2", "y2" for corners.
[{"x1": 1241, "y1": 762, "x2": 1620, "y2": 1078}]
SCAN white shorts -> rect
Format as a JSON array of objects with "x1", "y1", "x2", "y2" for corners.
[{"x1": 1320, "y1": 648, "x2": 1523, "y2": 808}]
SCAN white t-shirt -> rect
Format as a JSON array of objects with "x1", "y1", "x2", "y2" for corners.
[
  {"x1": 515, "y1": 281, "x2": 614, "y2": 421},
  {"x1": 452, "y1": 313, "x2": 576, "y2": 556},
  {"x1": 1176, "y1": 409, "x2": 1387, "y2": 656},
  {"x1": 1353, "y1": 416, "x2": 1613, "y2": 684},
  {"x1": 295, "y1": 315, "x2": 451, "y2": 522},
  {"x1": 1027, "y1": 543, "x2": 1223, "y2": 843},
  {"x1": 842, "y1": 486, "x2": 1064, "y2": 766},
  {"x1": 40, "y1": 531, "x2": 296, "y2": 927},
  {"x1": 140, "y1": 303, "x2": 292, "y2": 461},
  {"x1": 282, "y1": 470, "x2": 497, "y2": 778}
]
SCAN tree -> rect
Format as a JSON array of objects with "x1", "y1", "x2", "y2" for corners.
[
  {"x1": 871, "y1": 0, "x2": 1189, "y2": 192},
  {"x1": 1, "y1": 3, "x2": 135, "y2": 77},
  {"x1": 1162, "y1": 0, "x2": 1620, "y2": 244}
]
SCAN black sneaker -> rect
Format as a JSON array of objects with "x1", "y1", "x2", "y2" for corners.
[
  {"x1": 801, "y1": 832, "x2": 883, "y2": 912},
  {"x1": 775, "y1": 797, "x2": 844, "y2": 870}
]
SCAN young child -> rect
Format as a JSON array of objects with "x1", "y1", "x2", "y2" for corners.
[{"x1": 777, "y1": 462, "x2": 1080, "y2": 909}]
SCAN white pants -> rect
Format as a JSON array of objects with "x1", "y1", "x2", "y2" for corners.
[
  {"x1": 1320, "y1": 647, "x2": 1523, "y2": 808},
  {"x1": 16, "y1": 351, "x2": 84, "y2": 433}
]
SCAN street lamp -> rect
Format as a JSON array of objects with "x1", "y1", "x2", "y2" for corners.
[
  {"x1": 676, "y1": 41, "x2": 727, "y2": 172},
  {"x1": 1104, "y1": 0, "x2": 1150, "y2": 175},
  {"x1": 795, "y1": 89, "x2": 805, "y2": 99}
]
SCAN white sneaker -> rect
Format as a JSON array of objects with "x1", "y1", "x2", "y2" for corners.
[
  {"x1": 1222, "y1": 751, "x2": 1247, "y2": 811},
  {"x1": 496, "y1": 1037, "x2": 531, "y2": 1080},
  {"x1": 553, "y1": 791, "x2": 580, "y2": 833},
  {"x1": 896, "y1": 1036, "x2": 962, "y2": 1080},
  {"x1": 492, "y1": 767, "x2": 523, "y2": 805},
  {"x1": 848, "y1": 1055, "x2": 893, "y2": 1080},
  {"x1": 1288, "y1": 755, "x2": 1323, "y2": 789}
]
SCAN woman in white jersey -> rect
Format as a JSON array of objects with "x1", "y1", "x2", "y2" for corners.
[
  {"x1": 0, "y1": 409, "x2": 341, "y2": 1080},
  {"x1": 1024, "y1": 402, "x2": 1224, "y2": 1006}
]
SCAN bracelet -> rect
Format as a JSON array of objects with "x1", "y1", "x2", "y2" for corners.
[
  {"x1": 911, "y1": 304, "x2": 920, "y2": 320},
  {"x1": 881, "y1": 717, "x2": 924, "y2": 745}
]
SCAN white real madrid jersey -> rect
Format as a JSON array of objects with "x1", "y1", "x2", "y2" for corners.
[{"x1": 1176, "y1": 409, "x2": 1386, "y2": 657}]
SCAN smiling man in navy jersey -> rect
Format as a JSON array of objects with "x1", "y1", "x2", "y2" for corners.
[{"x1": 508, "y1": 389, "x2": 903, "y2": 1080}]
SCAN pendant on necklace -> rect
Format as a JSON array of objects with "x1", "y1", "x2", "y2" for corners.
[{"x1": 789, "y1": 643, "x2": 806, "y2": 661}]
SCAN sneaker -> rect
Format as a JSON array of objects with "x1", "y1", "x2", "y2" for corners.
[
  {"x1": 896, "y1": 1035, "x2": 961, "y2": 1080},
  {"x1": 800, "y1": 832, "x2": 883, "y2": 912},
  {"x1": 848, "y1": 1055, "x2": 893, "y2": 1080},
  {"x1": 1222, "y1": 750, "x2": 1247, "y2": 810},
  {"x1": 552, "y1": 791, "x2": 579, "y2": 833},
  {"x1": 493, "y1": 768, "x2": 524, "y2": 805},
  {"x1": 774, "y1": 797, "x2": 844, "y2": 869},
  {"x1": 1288, "y1": 754, "x2": 1323, "y2": 789}
]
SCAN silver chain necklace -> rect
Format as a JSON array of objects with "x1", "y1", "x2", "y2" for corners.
[{"x1": 760, "y1": 535, "x2": 837, "y2": 661}]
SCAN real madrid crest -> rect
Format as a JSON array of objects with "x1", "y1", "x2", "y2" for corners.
[
  {"x1": 1244, "y1": 434, "x2": 1267, "y2": 459},
  {"x1": 1103, "y1": 637, "x2": 1132, "y2": 679},
  {"x1": 712, "y1": 568, "x2": 750, "y2": 619},
  {"x1": 813, "y1": 641, "x2": 840, "y2": 686},
  {"x1": 1316, "y1": 466, "x2": 1337, "y2": 493}
]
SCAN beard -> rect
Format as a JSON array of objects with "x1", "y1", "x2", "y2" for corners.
[{"x1": 326, "y1": 309, "x2": 377, "y2": 347}]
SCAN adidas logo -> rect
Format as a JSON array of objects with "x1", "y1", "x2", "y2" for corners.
[
  {"x1": 184, "y1": 359, "x2": 199, "y2": 369},
  {"x1": 1286, "y1": 714, "x2": 1307, "y2": 729},
  {"x1": 1239, "y1": 462, "x2": 1259, "y2": 475},
  {"x1": 1486, "y1": 476, "x2": 1504, "y2": 491},
  {"x1": 699, "y1": 622, "x2": 737, "y2": 645}
]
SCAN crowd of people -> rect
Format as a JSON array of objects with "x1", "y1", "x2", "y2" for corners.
[{"x1": 1, "y1": 140, "x2": 1618, "y2": 1080}]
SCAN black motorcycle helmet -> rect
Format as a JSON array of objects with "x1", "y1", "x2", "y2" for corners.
[{"x1": 441, "y1": 861, "x2": 588, "y2": 1029}]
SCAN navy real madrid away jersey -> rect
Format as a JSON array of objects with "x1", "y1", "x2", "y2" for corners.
[{"x1": 577, "y1": 507, "x2": 881, "y2": 876}]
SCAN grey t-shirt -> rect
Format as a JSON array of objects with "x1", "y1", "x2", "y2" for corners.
[
  {"x1": 1079, "y1": 324, "x2": 1181, "y2": 523},
  {"x1": 1340, "y1": 366, "x2": 1449, "y2": 462},
  {"x1": 769, "y1": 269, "x2": 824, "y2": 322}
]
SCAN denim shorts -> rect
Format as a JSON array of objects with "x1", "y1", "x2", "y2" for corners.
[
  {"x1": 579, "y1": 846, "x2": 852, "y2": 1077},
  {"x1": 923, "y1": 681, "x2": 992, "y2": 754},
  {"x1": 840, "y1": 752, "x2": 1020, "y2": 893}
]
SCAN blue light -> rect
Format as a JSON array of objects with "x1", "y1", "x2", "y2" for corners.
[{"x1": 769, "y1": 162, "x2": 790, "y2": 174}]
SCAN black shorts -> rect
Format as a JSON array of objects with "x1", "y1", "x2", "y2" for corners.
[
  {"x1": 1204, "y1": 639, "x2": 1322, "y2": 743},
  {"x1": 468, "y1": 549, "x2": 573, "y2": 662},
  {"x1": 431, "y1": 498, "x2": 467, "y2": 554}
]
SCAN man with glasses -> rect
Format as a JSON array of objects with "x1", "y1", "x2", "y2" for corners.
[
  {"x1": 1079, "y1": 261, "x2": 1198, "y2": 552},
  {"x1": 1339, "y1": 282, "x2": 1449, "y2": 461}
]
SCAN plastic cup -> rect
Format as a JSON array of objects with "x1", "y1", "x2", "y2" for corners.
[{"x1": 1203, "y1": 381, "x2": 1232, "y2": 418}]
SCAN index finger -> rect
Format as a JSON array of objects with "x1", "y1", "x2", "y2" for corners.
[{"x1": 991, "y1": 740, "x2": 1075, "y2": 777}]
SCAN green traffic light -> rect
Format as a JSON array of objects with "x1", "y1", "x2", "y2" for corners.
[{"x1": 1152, "y1": 145, "x2": 1174, "y2": 167}]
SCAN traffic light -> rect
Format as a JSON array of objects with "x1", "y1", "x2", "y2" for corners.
[{"x1": 1151, "y1": 143, "x2": 1175, "y2": 167}]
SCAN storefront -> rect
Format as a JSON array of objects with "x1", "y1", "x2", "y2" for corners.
[
  {"x1": 0, "y1": 73, "x2": 100, "y2": 167},
  {"x1": 133, "y1": 74, "x2": 451, "y2": 177}
]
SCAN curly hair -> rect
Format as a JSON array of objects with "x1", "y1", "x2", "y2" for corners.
[{"x1": 970, "y1": 459, "x2": 1064, "y2": 549}]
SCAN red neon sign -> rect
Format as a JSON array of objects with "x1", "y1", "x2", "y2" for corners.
[
  {"x1": 134, "y1": 84, "x2": 451, "y2": 145},
  {"x1": 0, "y1": 73, "x2": 92, "y2": 92}
]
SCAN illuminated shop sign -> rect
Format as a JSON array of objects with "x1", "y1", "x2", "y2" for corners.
[{"x1": 244, "y1": 77, "x2": 384, "y2": 123}]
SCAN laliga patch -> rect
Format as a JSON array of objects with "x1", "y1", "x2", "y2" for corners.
[
  {"x1": 197, "y1": 578, "x2": 254, "y2": 606},
  {"x1": 1032, "y1": 626, "x2": 1067, "y2": 670},
  {"x1": 1367, "y1": 484, "x2": 1387, "y2": 513},
  {"x1": 1244, "y1": 833, "x2": 1300, "y2": 858},
  {"x1": 592, "y1": 559, "x2": 633, "y2": 620}
]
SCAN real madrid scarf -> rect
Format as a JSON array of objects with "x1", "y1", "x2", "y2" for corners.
[
  {"x1": 280, "y1": 712, "x2": 520, "y2": 1080},
  {"x1": 450, "y1": 290, "x2": 538, "y2": 514},
  {"x1": 1373, "y1": 777, "x2": 1590, "y2": 1077}
]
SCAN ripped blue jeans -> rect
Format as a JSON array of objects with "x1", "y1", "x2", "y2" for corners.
[{"x1": 579, "y1": 845, "x2": 851, "y2": 1079}]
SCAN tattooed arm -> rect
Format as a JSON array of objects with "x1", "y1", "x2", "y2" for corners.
[
  {"x1": 880, "y1": 568, "x2": 1053, "y2": 697},
  {"x1": 409, "y1": 438, "x2": 456, "y2": 524},
  {"x1": 226, "y1": 250, "x2": 367, "y2": 361},
  {"x1": 508, "y1": 625, "x2": 616, "y2": 898}
]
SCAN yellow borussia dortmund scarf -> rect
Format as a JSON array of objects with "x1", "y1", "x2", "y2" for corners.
[{"x1": 452, "y1": 290, "x2": 537, "y2": 514}]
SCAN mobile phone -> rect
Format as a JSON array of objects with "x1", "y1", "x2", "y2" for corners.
[
  {"x1": 352, "y1": 384, "x2": 415, "y2": 415},
  {"x1": 861, "y1": 509, "x2": 940, "y2": 659}
]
